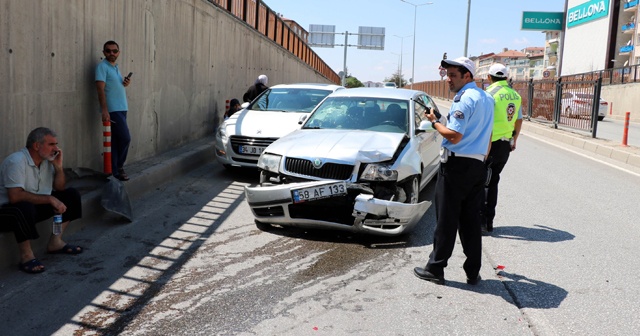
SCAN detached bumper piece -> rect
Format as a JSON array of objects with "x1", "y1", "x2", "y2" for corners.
[{"x1": 245, "y1": 181, "x2": 430, "y2": 236}]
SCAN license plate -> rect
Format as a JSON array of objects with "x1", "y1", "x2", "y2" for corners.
[
  {"x1": 239, "y1": 145, "x2": 265, "y2": 155},
  {"x1": 292, "y1": 182, "x2": 347, "y2": 203}
]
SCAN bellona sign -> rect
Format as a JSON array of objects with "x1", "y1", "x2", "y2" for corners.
[
  {"x1": 567, "y1": 0, "x2": 609, "y2": 28},
  {"x1": 521, "y1": 12, "x2": 564, "y2": 30}
]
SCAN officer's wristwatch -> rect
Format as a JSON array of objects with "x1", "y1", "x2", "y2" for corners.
[{"x1": 431, "y1": 120, "x2": 441, "y2": 129}]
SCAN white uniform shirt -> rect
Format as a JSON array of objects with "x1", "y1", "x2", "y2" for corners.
[{"x1": 0, "y1": 148, "x2": 55, "y2": 205}]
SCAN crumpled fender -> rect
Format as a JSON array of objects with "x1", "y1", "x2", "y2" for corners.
[{"x1": 353, "y1": 194, "x2": 430, "y2": 225}]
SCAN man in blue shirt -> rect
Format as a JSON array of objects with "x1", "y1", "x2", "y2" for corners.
[
  {"x1": 96, "y1": 40, "x2": 132, "y2": 181},
  {"x1": 414, "y1": 56, "x2": 494, "y2": 285}
]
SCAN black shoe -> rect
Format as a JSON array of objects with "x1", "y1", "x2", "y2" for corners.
[
  {"x1": 466, "y1": 275, "x2": 481, "y2": 285},
  {"x1": 413, "y1": 267, "x2": 445, "y2": 285}
]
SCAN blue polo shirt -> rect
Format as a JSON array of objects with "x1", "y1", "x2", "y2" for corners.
[
  {"x1": 95, "y1": 59, "x2": 128, "y2": 112},
  {"x1": 442, "y1": 81, "x2": 494, "y2": 156}
]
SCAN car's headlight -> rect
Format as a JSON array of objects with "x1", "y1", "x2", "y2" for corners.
[
  {"x1": 217, "y1": 124, "x2": 227, "y2": 140},
  {"x1": 258, "y1": 153, "x2": 282, "y2": 172},
  {"x1": 360, "y1": 163, "x2": 398, "y2": 181}
]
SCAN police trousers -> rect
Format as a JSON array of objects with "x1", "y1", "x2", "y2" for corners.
[
  {"x1": 426, "y1": 156, "x2": 486, "y2": 278},
  {"x1": 484, "y1": 140, "x2": 512, "y2": 224}
]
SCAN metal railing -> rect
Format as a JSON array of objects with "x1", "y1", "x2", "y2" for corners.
[
  {"x1": 419, "y1": 76, "x2": 603, "y2": 137},
  {"x1": 206, "y1": 0, "x2": 340, "y2": 84}
]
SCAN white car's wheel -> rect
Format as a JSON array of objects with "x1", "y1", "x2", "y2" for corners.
[
  {"x1": 565, "y1": 106, "x2": 574, "y2": 118},
  {"x1": 403, "y1": 175, "x2": 421, "y2": 204}
]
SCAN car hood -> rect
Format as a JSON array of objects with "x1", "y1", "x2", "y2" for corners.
[
  {"x1": 266, "y1": 129, "x2": 405, "y2": 163},
  {"x1": 225, "y1": 110, "x2": 308, "y2": 137}
]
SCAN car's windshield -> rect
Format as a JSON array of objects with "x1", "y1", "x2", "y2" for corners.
[
  {"x1": 303, "y1": 97, "x2": 409, "y2": 134},
  {"x1": 249, "y1": 88, "x2": 332, "y2": 112},
  {"x1": 384, "y1": 82, "x2": 396, "y2": 88}
]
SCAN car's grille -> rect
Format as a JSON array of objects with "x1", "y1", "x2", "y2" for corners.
[
  {"x1": 288, "y1": 198, "x2": 354, "y2": 225},
  {"x1": 253, "y1": 206, "x2": 284, "y2": 217},
  {"x1": 230, "y1": 135, "x2": 278, "y2": 155},
  {"x1": 285, "y1": 158, "x2": 354, "y2": 180}
]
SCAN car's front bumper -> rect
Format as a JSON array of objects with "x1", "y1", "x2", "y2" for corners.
[
  {"x1": 244, "y1": 180, "x2": 430, "y2": 236},
  {"x1": 214, "y1": 135, "x2": 261, "y2": 168}
]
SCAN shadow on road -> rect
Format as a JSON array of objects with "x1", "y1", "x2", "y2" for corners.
[
  {"x1": 488, "y1": 224, "x2": 575, "y2": 243},
  {"x1": 447, "y1": 270, "x2": 568, "y2": 309}
]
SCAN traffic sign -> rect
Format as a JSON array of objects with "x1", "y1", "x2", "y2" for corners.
[
  {"x1": 439, "y1": 68, "x2": 447, "y2": 78},
  {"x1": 543, "y1": 70, "x2": 550, "y2": 78}
]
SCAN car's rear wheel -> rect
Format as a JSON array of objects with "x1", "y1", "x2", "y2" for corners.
[
  {"x1": 598, "y1": 116, "x2": 604, "y2": 121},
  {"x1": 403, "y1": 175, "x2": 420, "y2": 204}
]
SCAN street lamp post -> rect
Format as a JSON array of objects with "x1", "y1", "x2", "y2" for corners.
[
  {"x1": 400, "y1": 0, "x2": 433, "y2": 89},
  {"x1": 394, "y1": 34, "x2": 411, "y2": 87},
  {"x1": 464, "y1": 0, "x2": 471, "y2": 57}
]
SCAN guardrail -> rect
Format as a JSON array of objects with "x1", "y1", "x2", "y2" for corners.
[
  {"x1": 417, "y1": 76, "x2": 604, "y2": 138},
  {"x1": 206, "y1": 0, "x2": 340, "y2": 84}
]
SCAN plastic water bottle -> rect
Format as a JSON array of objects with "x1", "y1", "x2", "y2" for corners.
[{"x1": 52, "y1": 214, "x2": 63, "y2": 235}]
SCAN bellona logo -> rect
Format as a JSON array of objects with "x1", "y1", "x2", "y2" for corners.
[
  {"x1": 524, "y1": 18, "x2": 562, "y2": 24},
  {"x1": 567, "y1": 0, "x2": 609, "y2": 28}
]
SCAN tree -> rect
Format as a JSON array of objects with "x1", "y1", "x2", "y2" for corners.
[
  {"x1": 384, "y1": 70, "x2": 408, "y2": 88},
  {"x1": 345, "y1": 76, "x2": 364, "y2": 88}
]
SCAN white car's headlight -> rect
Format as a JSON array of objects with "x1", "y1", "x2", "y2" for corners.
[
  {"x1": 217, "y1": 124, "x2": 227, "y2": 140},
  {"x1": 360, "y1": 163, "x2": 398, "y2": 181},
  {"x1": 258, "y1": 153, "x2": 282, "y2": 172}
]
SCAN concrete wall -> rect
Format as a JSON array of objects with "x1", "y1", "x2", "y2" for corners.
[
  {"x1": 602, "y1": 83, "x2": 640, "y2": 121},
  {"x1": 0, "y1": 0, "x2": 331, "y2": 169}
]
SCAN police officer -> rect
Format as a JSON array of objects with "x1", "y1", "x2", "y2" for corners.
[
  {"x1": 483, "y1": 63, "x2": 522, "y2": 232},
  {"x1": 414, "y1": 56, "x2": 494, "y2": 285}
]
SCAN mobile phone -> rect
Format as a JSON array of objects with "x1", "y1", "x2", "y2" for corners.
[
  {"x1": 125, "y1": 72, "x2": 133, "y2": 80},
  {"x1": 48, "y1": 150, "x2": 60, "y2": 161}
]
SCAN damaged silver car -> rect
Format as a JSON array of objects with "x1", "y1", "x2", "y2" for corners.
[{"x1": 244, "y1": 88, "x2": 444, "y2": 236}]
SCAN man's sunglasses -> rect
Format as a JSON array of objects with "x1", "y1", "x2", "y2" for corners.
[{"x1": 104, "y1": 49, "x2": 119, "y2": 54}]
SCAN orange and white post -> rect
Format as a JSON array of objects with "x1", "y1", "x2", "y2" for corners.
[
  {"x1": 103, "y1": 120, "x2": 112, "y2": 174},
  {"x1": 622, "y1": 112, "x2": 630, "y2": 147}
]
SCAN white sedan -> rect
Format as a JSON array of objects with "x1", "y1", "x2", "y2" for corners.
[
  {"x1": 215, "y1": 83, "x2": 344, "y2": 169},
  {"x1": 244, "y1": 88, "x2": 444, "y2": 236}
]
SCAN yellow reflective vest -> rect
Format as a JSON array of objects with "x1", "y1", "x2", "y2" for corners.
[{"x1": 486, "y1": 80, "x2": 521, "y2": 142}]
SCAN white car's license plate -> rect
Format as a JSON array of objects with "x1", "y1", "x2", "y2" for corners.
[
  {"x1": 292, "y1": 182, "x2": 347, "y2": 203},
  {"x1": 239, "y1": 145, "x2": 265, "y2": 155}
]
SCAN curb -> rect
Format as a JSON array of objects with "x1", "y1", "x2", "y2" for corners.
[
  {"x1": 0, "y1": 137, "x2": 214, "y2": 271},
  {"x1": 521, "y1": 121, "x2": 640, "y2": 169}
]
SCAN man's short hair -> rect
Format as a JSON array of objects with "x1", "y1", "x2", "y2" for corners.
[
  {"x1": 26, "y1": 127, "x2": 56, "y2": 148},
  {"x1": 103, "y1": 40, "x2": 119, "y2": 51}
]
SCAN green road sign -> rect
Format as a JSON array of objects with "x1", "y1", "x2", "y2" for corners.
[{"x1": 521, "y1": 11, "x2": 564, "y2": 31}]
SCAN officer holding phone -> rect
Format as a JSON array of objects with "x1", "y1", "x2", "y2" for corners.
[
  {"x1": 95, "y1": 40, "x2": 132, "y2": 181},
  {"x1": 414, "y1": 56, "x2": 494, "y2": 286}
]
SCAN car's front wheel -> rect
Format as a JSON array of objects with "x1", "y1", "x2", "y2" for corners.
[{"x1": 403, "y1": 175, "x2": 421, "y2": 204}]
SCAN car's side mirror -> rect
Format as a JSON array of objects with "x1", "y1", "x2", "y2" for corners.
[{"x1": 417, "y1": 120, "x2": 435, "y2": 134}]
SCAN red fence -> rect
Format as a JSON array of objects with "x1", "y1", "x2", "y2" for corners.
[{"x1": 206, "y1": 0, "x2": 340, "y2": 84}]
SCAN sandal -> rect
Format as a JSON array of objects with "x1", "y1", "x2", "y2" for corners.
[
  {"x1": 117, "y1": 168, "x2": 130, "y2": 181},
  {"x1": 48, "y1": 244, "x2": 83, "y2": 255},
  {"x1": 19, "y1": 258, "x2": 45, "y2": 274}
]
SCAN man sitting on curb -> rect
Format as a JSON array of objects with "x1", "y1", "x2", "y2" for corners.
[{"x1": 0, "y1": 127, "x2": 83, "y2": 274}]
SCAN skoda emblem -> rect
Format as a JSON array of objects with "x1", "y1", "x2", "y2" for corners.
[{"x1": 313, "y1": 158, "x2": 323, "y2": 168}]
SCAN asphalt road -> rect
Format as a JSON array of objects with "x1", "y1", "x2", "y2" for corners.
[
  {"x1": 1, "y1": 133, "x2": 639, "y2": 335},
  {"x1": 596, "y1": 117, "x2": 640, "y2": 147}
]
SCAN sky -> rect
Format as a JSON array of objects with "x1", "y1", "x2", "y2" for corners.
[{"x1": 264, "y1": 0, "x2": 565, "y2": 82}]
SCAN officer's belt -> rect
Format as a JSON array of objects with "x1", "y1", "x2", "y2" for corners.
[
  {"x1": 494, "y1": 136, "x2": 512, "y2": 142},
  {"x1": 449, "y1": 151, "x2": 484, "y2": 162}
]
